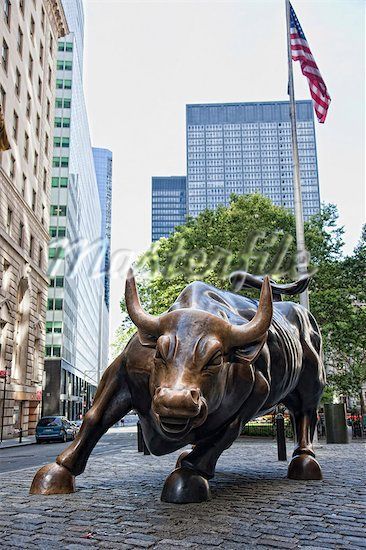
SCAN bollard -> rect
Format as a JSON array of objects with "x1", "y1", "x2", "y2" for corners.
[
  {"x1": 18, "y1": 428, "x2": 23, "y2": 444},
  {"x1": 275, "y1": 412, "x2": 287, "y2": 461},
  {"x1": 137, "y1": 421, "x2": 143, "y2": 452}
]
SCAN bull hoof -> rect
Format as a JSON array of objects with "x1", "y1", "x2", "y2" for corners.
[
  {"x1": 161, "y1": 467, "x2": 211, "y2": 504},
  {"x1": 287, "y1": 453, "x2": 323, "y2": 481},
  {"x1": 175, "y1": 450, "x2": 191, "y2": 469},
  {"x1": 30, "y1": 463, "x2": 75, "y2": 495}
]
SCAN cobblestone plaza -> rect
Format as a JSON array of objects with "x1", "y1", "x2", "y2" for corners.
[{"x1": 0, "y1": 438, "x2": 365, "y2": 549}]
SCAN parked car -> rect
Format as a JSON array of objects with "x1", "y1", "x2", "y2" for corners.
[
  {"x1": 71, "y1": 420, "x2": 83, "y2": 434},
  {"x1": 35, "y1": 416, "x2": 75, "y2": 444}
]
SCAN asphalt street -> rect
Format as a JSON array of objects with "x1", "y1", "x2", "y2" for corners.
[{"x1": 0, "y1": 429, "x2": 137, "y2": 474}]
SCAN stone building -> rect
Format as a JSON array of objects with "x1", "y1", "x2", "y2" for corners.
[{"x1": 0, "y1": 0, "x2": 68, "y2": 440}]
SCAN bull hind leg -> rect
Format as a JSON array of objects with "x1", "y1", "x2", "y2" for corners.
[
  {"x1": 284, "y1": 393, "x2": 323, "y2": 480},
  {"x1": 30, "y1": 357, "x2": 132, "y2": 495}
]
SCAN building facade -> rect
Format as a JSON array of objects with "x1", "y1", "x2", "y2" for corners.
[
  {"x1": 186, "y1": 101, "x2": 320, "y2": 220},
  {"x1": 43, "y1": 0, "x2": 104, "y2": 421},
  {"x1": 92, "y1": 147, "x2": 112, "y2": 373},
  {"x1": 152, "y1": 176, "x2": 187, "y2": 241},
  {"x1": 0, "y1": 0, "x2": 68, "y2": 440}
]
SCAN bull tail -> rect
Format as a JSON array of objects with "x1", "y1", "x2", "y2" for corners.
[{"x1": 230, "y1": 271, "x2": 311, "y2": 301}]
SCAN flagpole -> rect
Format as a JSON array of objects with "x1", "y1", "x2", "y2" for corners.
[{"x1": 285, "y1": 0, "x2": 309, "y2": 309}]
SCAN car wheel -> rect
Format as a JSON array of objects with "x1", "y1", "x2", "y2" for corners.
[{"x1": 36, "y1": 438, "x2": 41, "y2": 444}]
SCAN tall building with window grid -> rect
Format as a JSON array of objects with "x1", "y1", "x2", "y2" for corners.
[
  {"x1": 44, "y1": 0, "x2": 105, "y2": 421},
  {"x1": 186, "y1": 101, "x2": 320, "y2": 220},
  {"x1": 152, "y1": 177, "x2": 187, "y2": 241}
]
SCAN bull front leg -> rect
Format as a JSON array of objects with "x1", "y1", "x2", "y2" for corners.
[
  {"x1": 161, "y1": 370, "x2": 270, "y2": 504},
  {"x1": 30, "y1": 356, "x2": 132, "y2": 495}
]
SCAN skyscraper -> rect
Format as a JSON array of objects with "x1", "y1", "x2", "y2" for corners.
[
  {"x1": 0, "y1": 0, "x2": 68, "y2": 440},
  {"x1": 92, "y1": 147, "x2": 112, "y2": 374},
  {"x1": 186, "y1": 100, "x2": 320, "y2": 220},
  {"x1": 44, "y1": 0, "x2": 105, "y2": 420},
  {"x1": 152, "y1": 177, "x2": 187, "y2": 241}
]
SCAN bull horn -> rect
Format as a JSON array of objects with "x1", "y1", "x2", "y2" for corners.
[
  {"x1": 125, "y1": 268, "x2": 160, "y2": 336},
  {"x1": 230, "y1": 276, "x2": 273, "y2": 348}
]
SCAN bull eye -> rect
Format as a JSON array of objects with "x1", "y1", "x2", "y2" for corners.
[
  {"x1": 203, "y1": 350, "x2": 223, "y2": 370},
  {"x1": 155, "y1": 349, "x2": 165, "y2": 363}
]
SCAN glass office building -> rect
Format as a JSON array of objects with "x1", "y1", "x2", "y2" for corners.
[
  {"x1": 44, "y1": 0, "x2": 105, "y2": 420},
  {"x1": 186, "y1": 100, "x2": 320, "y2": 220},
  {"x1": 152, "y1": 177, "x2": 187, "y2": 241}
]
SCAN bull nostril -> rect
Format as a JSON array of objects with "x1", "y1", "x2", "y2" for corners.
[{"x1": 190, "y1": 389, "x2": 200, "y2": 404}]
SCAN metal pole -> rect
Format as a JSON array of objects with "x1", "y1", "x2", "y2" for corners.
[
  {"x1": 286, "y1": 0, "x2": 309, "y2": 309},
  {"x1": 0, "y1": 367, "x2": 7, "y2": 443}
]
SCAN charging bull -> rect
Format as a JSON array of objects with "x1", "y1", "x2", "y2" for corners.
[{"x1": 30, "y1": 270, "x2": 325, "y2": 503}]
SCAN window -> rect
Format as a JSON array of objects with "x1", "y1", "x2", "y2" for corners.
[
  {"x1": 41, "y1": 7, "x2": 45, "y2": 29},
  {"x1": 33, "y1": 151, "x2": 38, "y2": 175},
  {"x1": 56, "y1": 60, "x2": 63, "y2": 71},
  {"x1": 13, "y1": 110, "x2": 18, "y2": 140},
  {"x1": 41, "y1": 204, "x2": 45, "y2": 225},
  {"x1": 28, "y1": 53, "x2": 33, "y2": 78},
  {"x1": 4, "y1": 0, "x2": 11, "y2": 27},
  {"x1": 54, "y1": 117, "x2": 61, "y2": 127},
  {"x1": 30, "y1": 16, "x2": 35, "y2": 41},
  {"x1": 0, "y1": 85, "x2": 5, "y2": 112},
  {"x1": 21, "y1": 174, "x2": 26, "y2": 197},
  {"x1": 55, "y1": 98, "x2": 62, "y2": 109},
  {"x1": 6, "y1": 208, "x2": 12, "y2": 234},
  {"x1": 46, "y1": 99, "x2": 50, "y2": 120},
  {"x1": 49, "y1": 247, "x2": 65, "y2": 260},
  {"x1": 36, "y1": 114, "x2": 40, "y2": 137},
  {"x1": 49, "y1": 226, "x2": 66, "y2": 238},
  {"x1": 51, "y1": 177, "x2": 68, "y2": 188},
  {"x1": 29, "y1": 235, "x2": 34, "y2": 258},
  {"x1": 64, "y1": 61, "x2": 72, "y2": 71},
  {"x1": 9, "y1": 154, "x2": 15, "y2": 179},
  {"x1": 39, "y1": 41, "x2": 44, "y2": 64},
  {"x1": 45, "y1": 133, "x2": 49, "y2": 155},
  {"x1": 52, "y1": 346, "x2": 61, "y2": 357},
  {"x1": 55, "y1": 276, "x2": 64, "y2": 287},
  {"x1": 53, "y1": 157, "x2": 68, "y2": 168},
  {"x1": 18, "y1": 222, "x2": 24, "y2": 247},
  {"x1": 49, "y1": 33, "x2": 53, "y2": 55},
  {"x1": 2, "y1": 39, "x2": 9, "y2": 72},
  {"x1": 61, "y1": 157, "x2": 68, "y2": 167},
  {"x1": 56, "y1": 79, "x2": 63, "y2": 89},
  {"x1": 55, "y1": 299, "x2": 63, "y2": 310},
  {"x1": 50, "y1": 205, "x2": 66, "y2": 216},
  {"x1": 62, "y1": 118, "x2": 70, "y2": 128},
  {"x1": 58, "y1": 42, "x2": 64, "y2": 52},
  {"x1": 64, "y1": 79, "x2": 71, "y2": 90},
  {"x1": 48, "y1": 66, "x2": 52, "y2": 86},
  {"x1": 66, "y1": 42, "x2": 73, "y2": 52},
  {"x1": 26, "y1": 92, "x2": 31, "y2": 118},
  {"x1": 64, "y1": 99, "x2": 71, "y2": 108},
  {"x1": 17, "y1": 26, "x2": 23, "y2": 55},
  {"x1": 15, "y1": 68, "x2": 21, "y2": 97},
  {"x1": 43, "y1": 168, "x2": 47, "y2": 191},
  {"x1": 38, "y1": 77, "x2": 42, "y2": 100},
  {"x1": 62, "y1": 137, "x2": 69, "y2": 148},
  {"x1": 53, "y1": 136, "x2": 61, "y2": 147},
  {"x1": 24, "y1": 131, "x2": 29, "y2": 159},
  {"x1": 45, "y1": 346, "x2": 51, "y2": 356},
  {"x1": 32, "y1": 189, "x2": 36, "y2": 211},
  {"x1": 19, "y1": 0, "x2": 24, "y2": 14},
  {"x1": 38, "y1": 246, "x2": 43, "y2": 268}
]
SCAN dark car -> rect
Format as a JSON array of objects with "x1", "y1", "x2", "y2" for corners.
[{"x1": 35, "y1": 416, "x2": 75, "y2": 444}]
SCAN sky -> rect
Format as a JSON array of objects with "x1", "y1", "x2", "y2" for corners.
[{"x1": 82, "y1": 0, "x2": 365, "y2": 343}]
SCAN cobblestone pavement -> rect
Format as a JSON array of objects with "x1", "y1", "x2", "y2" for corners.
[{"x1": 0, "y1": 438, "x2": 365, "y2": 549}]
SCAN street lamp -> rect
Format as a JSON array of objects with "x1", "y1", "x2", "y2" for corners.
[{"x1": 0, "y1": 364, "x2": 10, "y2": 444}]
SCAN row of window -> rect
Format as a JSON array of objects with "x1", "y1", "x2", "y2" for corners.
[
  {"x1": 51, "y1": 176, "x2": 68, "y2": 187},
  {"x1": 52, "y1": 156, "x2": 69, "y2": 168},
  {"x1": 56, "y1": 79, "x2": 72, "y2": 90},
  {"x1": 58, "y1": 42, "x2": 73, "y2": 53},
  {"x1": 5, "y1": 207, "x2": 44, "y2": 267}
]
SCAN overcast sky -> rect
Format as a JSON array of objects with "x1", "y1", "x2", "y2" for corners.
[{"x1": 83, "y1": 0, "x2": 365, "y2": 342}]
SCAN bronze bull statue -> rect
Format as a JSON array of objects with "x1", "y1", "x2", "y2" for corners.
[{"x1": 30, "y1": 270, "x2": 325, "y2": 503}]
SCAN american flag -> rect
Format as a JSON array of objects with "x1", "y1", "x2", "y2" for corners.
[{"x1": 289, "y1": 2, "x2": 331, "y2": 123}]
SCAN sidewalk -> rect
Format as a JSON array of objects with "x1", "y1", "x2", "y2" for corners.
[{"x1": 0, "y1": 434, "x2": 36, "y2": 449}]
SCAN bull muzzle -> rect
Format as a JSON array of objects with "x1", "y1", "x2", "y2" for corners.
[{"x1": 153, "y1": 387, "x2": 207, "y2": 436}]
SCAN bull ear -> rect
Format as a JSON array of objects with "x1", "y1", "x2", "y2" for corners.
[
  {"x1": 233, "y1": 336, "x2": 267, "y2": 365},
  {"x1": 136, "y1": 329, "x2": 158, "y2": 348}
]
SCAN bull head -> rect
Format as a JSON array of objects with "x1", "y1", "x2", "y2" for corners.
[{"x1": 125, "y1": 269, "x2": 272, "y2": 438}]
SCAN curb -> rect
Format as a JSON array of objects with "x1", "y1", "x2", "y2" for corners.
[{"x1": 0, "y1": 440, "x2": 36, "y2": 450}]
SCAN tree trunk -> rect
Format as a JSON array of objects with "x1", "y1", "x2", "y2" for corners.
[{"x1": 359, "y1": 388, "x2": 365, "y2": 417}]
